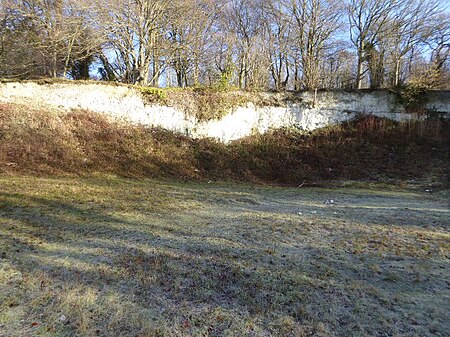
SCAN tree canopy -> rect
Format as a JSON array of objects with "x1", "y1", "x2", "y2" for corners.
[{"x1": 1, "y1": 0, "x2": 448, "y2": 89}]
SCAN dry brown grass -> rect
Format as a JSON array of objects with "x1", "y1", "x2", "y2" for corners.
[
  {"x1": 0, "y1": 103, "x2": 200, "y2": 178},
  {"x1": 0, "y1": 176, "x2": 449, "y2": 336},
  {"x1": 0, "y1": 102, "x2": 448, "y2": 187}
]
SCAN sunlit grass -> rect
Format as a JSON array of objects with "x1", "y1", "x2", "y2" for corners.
[{"x1": 0, "y1": 176, "x2": 449, "y2": 336}]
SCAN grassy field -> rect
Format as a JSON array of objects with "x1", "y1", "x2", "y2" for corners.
[{"x1": 0, "y1": 176, "x2": 449, "y2": 337}]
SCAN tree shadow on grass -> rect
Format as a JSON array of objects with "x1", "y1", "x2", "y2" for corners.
[{"x1": 0, "y1": 189, "x2": 448, "y2": 337}]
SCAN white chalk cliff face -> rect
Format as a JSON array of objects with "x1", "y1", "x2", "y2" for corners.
[{"x1": 1, "y1": 82, "x2": 448, "y2": 143}]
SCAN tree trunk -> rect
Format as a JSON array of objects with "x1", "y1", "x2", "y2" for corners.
[
  {"x1": 356, "y1": 50, "x2": 363, "y2": 89},
  {"x1": 394, "y1": 59, "x2": 401, "y2": 87}
]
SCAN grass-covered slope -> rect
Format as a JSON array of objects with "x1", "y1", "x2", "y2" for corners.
[
  {"x1": 0, "y1": 176, "x2": 449, "y2": 336},
  {"x1": 0, "y1": 102, "x2": 448, "y2": 185}
]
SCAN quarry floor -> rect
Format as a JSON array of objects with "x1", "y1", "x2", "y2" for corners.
[{"x1": 0, "y1": 176, "x2": 449, "y2": 337}]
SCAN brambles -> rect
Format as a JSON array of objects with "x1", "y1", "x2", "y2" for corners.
[{"x1": 0, "y1": 103, "x2": 448, "y2": 186}]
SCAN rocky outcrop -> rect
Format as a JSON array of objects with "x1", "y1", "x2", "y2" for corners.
[{"x1": 1, "y1": 81, "x2": 448, "y2": 142}]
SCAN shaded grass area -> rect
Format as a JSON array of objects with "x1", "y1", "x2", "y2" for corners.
[
  {"x1": 0, "y1": 176, "x2": 449, "y2": 336},
  {"x1": 0, "y1": 103, "x2": 448, "y2": 186}
]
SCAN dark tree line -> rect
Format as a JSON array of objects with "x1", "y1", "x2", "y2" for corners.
[{"x1": 1, "y1": 0, "x2": 449, "y2": 90}]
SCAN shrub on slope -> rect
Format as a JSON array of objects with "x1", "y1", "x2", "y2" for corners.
[{"x1": 0, "y1": 103, "x2": 448, "y2": 185}]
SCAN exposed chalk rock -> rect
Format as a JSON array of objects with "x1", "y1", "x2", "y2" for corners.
[{"x1": 1, "y1": 82, "x2": 448, "y2": 143}]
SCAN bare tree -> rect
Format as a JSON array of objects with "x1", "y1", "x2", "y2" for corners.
[
  {"x1": 0, "y1": 0, "x2": 99, "y2": 78},
  {"x1": 290, "y1": 0, "x2": 344, "y2": 90},
  {"x1": 1, "y1": 0, "x2": 446, "y2": 89},
  {"x1": 348, "y1": 0, "x2": 399, "y2": 88},
  {"x1": 96, "y1": 0, "x2": 167, "y2": 85},
  {"x1": 422, "y1": 12, "x2": 450, "y2": 88},
  {"x1": 0, "y1": 1, "x2": 37, "y2": 77},
  {"x1": 165, "y1": 0, "x2": 216, "y2": 87},
  {"x1": 224, "y1": 0, "x2": 264, "y2": 89},
  {"x1": 320, "y1": 41, "x2": 356, "y2": 88},
  {"x1": 385, "y1": 0, "x2": 442, "y2": 86},
  {"x1": 263, "y1": 0, "x2": 292, "y2": 90}
]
